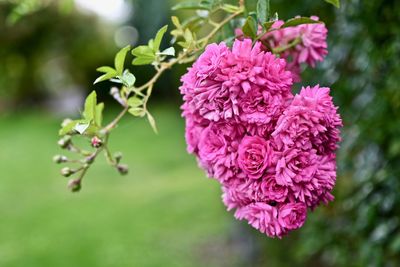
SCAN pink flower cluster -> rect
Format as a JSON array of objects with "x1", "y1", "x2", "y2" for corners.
[
  {"x1": 236, "y1": 16, "x2": 328, "y2": 82},
  {"x1": 180, "y1": 38, "x2": 341, "y2": 238},
  {"x1": 263, "y1": 16, "x2": 328, "y2": 82}
]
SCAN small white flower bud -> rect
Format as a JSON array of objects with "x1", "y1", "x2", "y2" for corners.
[
  {"x1": 53, "y1": 155, "x2": 68, "y2": 164},
  {"x1": 117, "y1": 164, "x2": 129, "y2": 175},
  {"x1": 67, "y1": 179, "x2": 81, "y2": 192},
  {"x1": 114, "y1": 152, "x2": 123, "y2": 163},
  {"x1": 61, "y1": 167, "x2": 73, "y2": 177},
  {"x1": 58, "y1": 135, "x2": 72, "y2": 149}
]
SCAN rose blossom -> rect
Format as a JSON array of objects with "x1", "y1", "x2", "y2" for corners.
[
  {"x1": 275, "y1": 148, "x2": 319, "y2": 187},
  {"x1": 273, "y1": 85, "x2": 342, "y2": 154},
  {"x1": 235, "y1": 202, "x2": 283, "y2": 238},
  {"x1": 238, "y1": 136, "x2": 274, "y2": 179},
  {"x1": 198, "y1": 122, "x2": 245, "y2": 181},
  {"x1": 261, "y1": 175, "x2": 289, "y2": 203},
  {"x1": 278, "y1": 202, "x2": 307, "y2": 230},
  {"x1": 180, "y1": 38, "x2": 342, "y2": 238}
]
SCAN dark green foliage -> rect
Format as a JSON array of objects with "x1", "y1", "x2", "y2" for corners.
[{"x1": 253, "y1": 0, "x2": 400, "y2": 266}]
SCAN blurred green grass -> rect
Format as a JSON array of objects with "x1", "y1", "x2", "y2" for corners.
[{"x1": 0, "y1": 104, "x2": 239, "y2": 267}]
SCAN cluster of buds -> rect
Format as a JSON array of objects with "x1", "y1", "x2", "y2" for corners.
[
  {"x1": 111, "y1": 152, "x2": 129, "y2": 175},
  {"x1": 54, "y1": 122, "x2": 129, "y2": 192}
]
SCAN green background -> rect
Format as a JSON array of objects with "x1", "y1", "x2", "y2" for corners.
[{"x1": 0, "y1": 0, "x2": 399, "y2": 266}]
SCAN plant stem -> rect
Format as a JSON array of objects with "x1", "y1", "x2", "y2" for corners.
[
  {"x1": 135, "y1": 9, "x2": 244, "y2": 93},
  {"x1": 102, "y1": 105, "x2": 130, "y2": 134},
  {"x1": 63, "y1": 6, "x2": 245, "y2": 189},
  {"x1": 272, "y1": 37, "x2": 302, "y2": 53}
]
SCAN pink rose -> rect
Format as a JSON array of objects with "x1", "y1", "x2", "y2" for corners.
[
  {"x1": 235, "y1": 202, "x2": 283, "y2": 238},
  {"x1": 278, "y1": 202, "x2": 307, "y2": 230},
  {"x1": 261, "y1": 176, "x2": 289, "y2": 203},
  {"x1": 238, "y1": 136, "x2": 273, "y2": 179}
]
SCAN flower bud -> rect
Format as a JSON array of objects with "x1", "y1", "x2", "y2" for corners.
[
  {"x1": 110, "y1": 87, "x2": 119, "y2": 96},
  {"x1": 84, "y1": 154, "x2": 96, "y2": 164},
  {"x1": 117, "y1": 164, "x2": 129, "y2": 175},
  {"x1": 58, "y1": 135, "x2": 72, "y2": 149},
  {"x1": 91, "y1": 136, "x2": 102, "y2": 148},
  {"x1": 53, "y1": 155, "x2": 68, "y2": 164},
  {"x1": 61, "y1": 118, "x2": 73, "y2": 128},
  {"x1": 60, "y1": 167, "x2": 73, "y2": 177},
  {"x1": 110, "y1": 87, "x2": 126, "y2": 106},
  {"x1": 114, "y1": 152, "x2": 123, "y2": 163},
  {"x1": 67, "y1": 179, "x2": 81, "y2": 192}
]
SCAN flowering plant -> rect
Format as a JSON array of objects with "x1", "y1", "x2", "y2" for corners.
[
  {"x1": 54, "y1": 0, "x2": 341, "y2": 237},
  {"x1": 181, "y1": 37, "x2": 342, "y2": 237}
]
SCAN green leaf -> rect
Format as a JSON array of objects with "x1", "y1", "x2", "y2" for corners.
[
  {"x1": 153, "y1": 25, "x2": 168, "y2": 52},
  {"x1": 83, "y1": 125, "x2": 100, "y2": 136},
  {"x1": 158, "y1": 47, "x2": 175, "y2": 56},
  {"x1": 324, "y1": 0, "x2": 340, "y2": 8},
  {"x1": 171, "y1": 1, "x2": 210, "y2": 11},
  {"x1": 263, "y1": 21, "x2": 275, "y2": 32},
  {"x1": 120, "y1": 71, "x2": 136, "y2": 87},
  {"x1": 128, "y1": 107, "x2": 146, "y2": 117},
  {"x1": 181, "y1": 16, "x2": 205, "y2": 31},
  {"x1": 127, "y1": 96, "x2": 142, "y2": 107},
  {"x1": 244, "y1": 0, "x2": 258, "y2": 14},
  {"x1": 59, "y1": 120, "x2": 79, "y2": 136},
  {"x1": 282, "y1": 17, "x2": 321, "y2": 28},
  {"x1": 94, "y1": 70, "x2": 118, "y2": 84},
  {"x1": 131, "y1": 45, "x2": 156, "y2": 65},
  {"x1": 74, "y1": 122, "x2": 90, "y2": 135},
  {"x1": 184, "y1": 28, "x2": 194, "y2": 44},
  {"x1": 83, "y1": 91, "x2": 97, "y2": 121},
  {"x1": 114, "y1": 45, "x2": 131, "y2": 75},
  {"x1": 132, "y1": 56, "x2": 156, "y2": 66},
  {"x1": 242, "y1": 16, "x2": 257, "y2": 39},
  {"x1": 95, "y1": 103, "x2": 104, "y2": 127},
  {"x1": 171, "y1": 16, "x2": 181, "y2": 29},
  {"x1": 96, "y1": 66, "x2": 115, "y2": 73},
  {"x1": 147, "y1": 112, "x2": 158, "y2": 134},
  {"x1": 256, "y1": 0, "x2": 269, "y2": 23},
  {"x1": 272, "y1": 12, "x2": 279, "y2": 21},
  {"x1": 131, "y1": 45, "x2": 155, "y2": 57},
  {"x1": 221, "y1": 4, "x2": 241, "y2": 13}
]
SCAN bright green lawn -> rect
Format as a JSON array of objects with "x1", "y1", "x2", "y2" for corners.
[{"x1": 0, "y1": 105, "x2": 243, "y2": 267}]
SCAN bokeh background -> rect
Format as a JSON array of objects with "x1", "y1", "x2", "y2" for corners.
[{"x1": 0, "y1": 0, "x2": 399, "y2": 266}]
